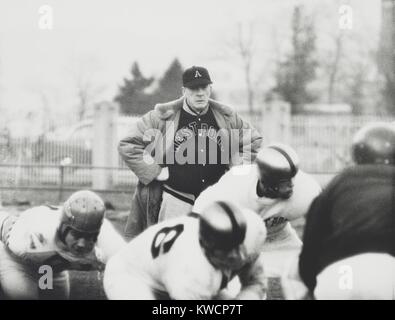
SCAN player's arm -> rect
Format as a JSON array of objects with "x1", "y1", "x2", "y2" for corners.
[
  {"x1": 235, "y1": 253, "x2": 267, "y2": 300},
  {"x1": 193, "y1": 185, "x2": 219, "y2": 214},
  {"x1": 160, "y1": 251, "x2": 211, "y2": 300},
  {"x1": 281, "y1": 253, "x2": 311, "y2": 300},
  {"x1": 298, "y1": 191, "x2": 331, "y2": 294},
  {"x1": 286, "y1": 171, "x2": 321, "y2": 222},
  {"x1": 6, "y1": 207, "x2": 47, "y2": 255},
  {"x1": 5, "y1": 207, "x2": 60, "y2": 265},
  {"x1": 193, "y1": 169, "x2": 235, "y2": 214},
  {"x1": 118, "y1": 110, "x2": 163, "y2": 185},
  {"x1": 0, "y1": 210, "x2": 10, "y2": 231},
  {"x1": 96, "y1": 219, "x2": 127, "y2": 263},
  {"x1": 228, "y1": 110, "x2": 262, "y2": 164},
  {"x1": 103, "y1": 252, "x2": 153, "y2": 300}
]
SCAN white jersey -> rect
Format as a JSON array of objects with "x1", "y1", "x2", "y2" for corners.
[
  {"x1": 194, "y1": 164, "x2": 321, "y2": 232},
  {"x1": 282, "y1": 253, "x2": 395, "y2": 300},
  {"x1": 104, "y1": 209, "x2": 266, "y2": 300},
  {"x1": 2, "y1": 205, "x2": 125, "y2": 272}
]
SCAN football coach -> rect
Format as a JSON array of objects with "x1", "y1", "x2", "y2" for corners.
[{"x1": 119, "y1": 65, "x2": 262, "y2": 240}]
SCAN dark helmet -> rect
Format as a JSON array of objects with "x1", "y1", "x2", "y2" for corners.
[
  {"x1": 352, "y1": 122, "x2": 395, "y2": 165},
  {"x1": 199, "y1": 201, "x2": 247, "y2": 252},
  {"x1": 60, "y1": 190, "x2": 105, "y2": 234},
  {"x1": 255, "y1": 143, "x2": 299, "y2": 199}
]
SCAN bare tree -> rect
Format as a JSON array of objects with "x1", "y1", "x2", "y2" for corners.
[
  {"x1": 272, "y1": 5, "x2": 318, "y2": 114},
  {"x1": 378, "y1": 0, "x2": 395, "y2": 114},
  {"x1": 75, "y1": 74, "x2": 99, "y2": 121},
  {"x1": 235, "y1": 22, "x2": 255, "y2": 115},
  {"x1": 216, "y1": 22, "x2": 258, "y2": 115},
  {"x1": 0, "y1": 44, "x2": 3, "y2": 118},
  {"x1": 327, "y1": 32, "x2": 344, "y2": 104},
  {"x1": 68, "y1": 56, "x2": 106, "y2": 121},
  {"x1": 39, "y1": 91, "x2": 54, "y2": 133},
  {"x1": 75, "y1": 71, "x2": 106, "y2": 121}
]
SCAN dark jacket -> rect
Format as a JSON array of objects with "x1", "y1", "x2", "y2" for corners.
[
  {"x1": 299, "y1": 164, "x2": 395, "y2": 293},
  {"x1": 119, "y1": 97, "x2": 263, "y2": 239}
]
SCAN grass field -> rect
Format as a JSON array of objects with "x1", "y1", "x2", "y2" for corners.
[{"x1": 68, "y1": 273, "x2": 284, "y2": 300}]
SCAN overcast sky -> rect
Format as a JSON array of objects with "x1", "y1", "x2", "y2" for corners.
[{"x1": 0, "y1": 0, "x2": 382, "y2": 123}]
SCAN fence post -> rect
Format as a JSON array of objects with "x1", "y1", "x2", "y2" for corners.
[
  {"x1": 58, "y1": 157, "x2": 72, "y2": 202},
  {"x1": 261, "y1": 99, "x2": 291, "y2": 145},
  {"x1": 92, "y1": 101, "x2": 118, "y2": 190},
  {"x1": 58, "y1": 164, "x2": 64, "y2": 202}
]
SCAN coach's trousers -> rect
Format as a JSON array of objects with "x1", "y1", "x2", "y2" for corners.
[
  {"x1": 0, "y1": 243, "x2": 70, "y2": 300},
  {"x1": 124, "y1": 181, "x2": 163, "y2": 241},
  {"x1": 157, "y1": 191, "x2": 193, "y2": 222}
]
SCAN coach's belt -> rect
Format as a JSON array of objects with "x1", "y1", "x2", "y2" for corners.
[{"x1": 162, "y1": 185, "x2": 195, "y2": 205}]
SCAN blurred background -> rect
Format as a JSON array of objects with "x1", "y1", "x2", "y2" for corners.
[{"x1": 0, "y1": 0, "x2": 394, "y2": 208}]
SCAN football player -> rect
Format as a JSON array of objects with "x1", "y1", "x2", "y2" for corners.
[
  {"x1": 0, "y1": 190, "x2": 126, "y2": 299},
  {"x1": 282, "y1": 122, "x2": 395, "y2": 299},
  {"x1": 193, "y1": 143, "x2": 321, "y2": 278},
  {"x1": 103, "y1": 200, "x2": 267, "y2": 300}
]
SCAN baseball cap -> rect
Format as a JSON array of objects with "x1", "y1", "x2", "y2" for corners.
[{"x1": 182, "y1": 66, "x2": 213, "y2": 89}]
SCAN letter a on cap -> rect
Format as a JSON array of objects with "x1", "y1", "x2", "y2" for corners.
[{"x1": 195, "y1": 70, "x2": 202, "y2": 78}]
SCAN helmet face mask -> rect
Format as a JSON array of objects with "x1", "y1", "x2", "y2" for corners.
[
  {"x1": 257, "y1": 174, "x2": 294, "y2": 199},
  {"x1": 202, "y1": 243, "x2": 247, "y2": 271},
  {"x1": 256, "y1": 144, "x2": 299, "y2": 199}
]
